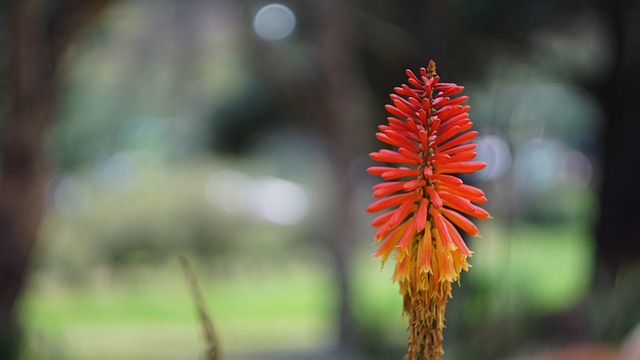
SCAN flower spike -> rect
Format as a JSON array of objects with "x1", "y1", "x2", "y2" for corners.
[{"x1": 367, "y1": 60, "x2": 490, "y2": 360}]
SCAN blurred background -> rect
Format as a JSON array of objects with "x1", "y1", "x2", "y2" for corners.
[{"x1": 1, "y1": 0, "x2": 639, "y2": 359}]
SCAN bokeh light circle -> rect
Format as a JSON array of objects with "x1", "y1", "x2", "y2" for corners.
[{"x1": 253, "y1": 4, "x2": 296, "y2": 41}]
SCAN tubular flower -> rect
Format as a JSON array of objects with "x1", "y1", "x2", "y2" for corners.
[{"x1": 367, "y1": 60, "x2": 490, "y2": 360}]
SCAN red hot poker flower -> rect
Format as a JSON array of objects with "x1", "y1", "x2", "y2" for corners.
[{"x1": 367, "y1": 60, "x2": 490, "y2": 360}]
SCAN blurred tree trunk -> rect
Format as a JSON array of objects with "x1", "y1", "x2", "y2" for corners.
[
  {"x1": 242, "y1": 0, "x2": 373, "y2": 355},
  {"x1": 591, "y1": 0, "x2": 640, "y2": 343},
  {"x1": 311, "y1": 0, "x2": 371, "y2": 354},
  {"x1": 0, "y1": 1, "x2": 109, "y2": 357},
  {"x1": 595, "y1": 0, "x2": 640, "y2": 277}
]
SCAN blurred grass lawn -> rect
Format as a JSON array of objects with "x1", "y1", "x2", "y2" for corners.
[
  {"x1": 20, "y1": 261, "x2": 338, "y2": 360},
  {"x1": 18, "y1": 222, "x2": 592, "y2": 360}
]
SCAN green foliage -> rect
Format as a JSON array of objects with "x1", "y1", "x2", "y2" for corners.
[{"x1": 36, "y1": 157, "x2": 314, "y2": 285}]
